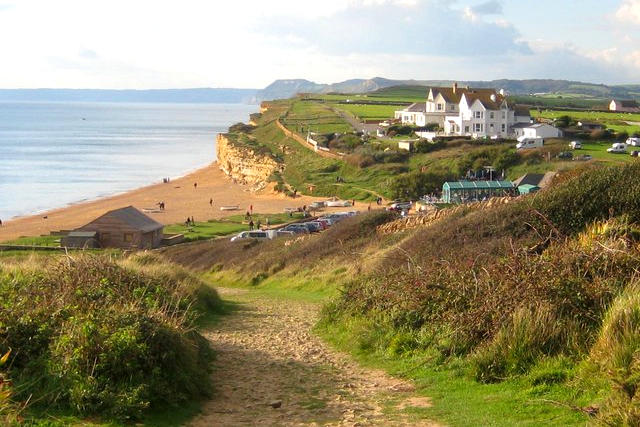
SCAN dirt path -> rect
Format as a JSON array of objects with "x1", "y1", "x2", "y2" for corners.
[{"x1": 190, "y1": 288, "x2": 438, "y2": 426}]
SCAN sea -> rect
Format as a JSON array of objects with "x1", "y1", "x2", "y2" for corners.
[{"x1": 0, "y1": 102, "x2": 257, "y2": 220}]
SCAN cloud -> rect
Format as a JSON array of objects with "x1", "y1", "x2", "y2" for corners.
[
  {"x1": 471, "y1": 1, "x2": 502, "y2": 15},
  {"x1": 616, "y1": 0, "x2": 640, "y2": 24},
  {"x1": 257, "y1": 0, "x2": 529, "y2": 57},
  {"x1": 78, "y1": 49, "x2": 98, "y2": 59}
]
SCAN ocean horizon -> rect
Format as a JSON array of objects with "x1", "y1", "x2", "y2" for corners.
[{"x1": 0, "y1": 101, "x2": 257, "y2": 220}]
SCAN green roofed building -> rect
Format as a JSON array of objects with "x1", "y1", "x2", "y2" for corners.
[
  {"x1": 518, "y1": 184, "x2": 540, "y2": 195},
  {"x1": 442, "y1": 180, "x2": 516, "y2": 203}
]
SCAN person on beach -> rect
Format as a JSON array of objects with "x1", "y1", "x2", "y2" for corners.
[
  {"x1": 368, "y1": 204, "x2": 371, "y2": 212},
  {"x1": 194, "y1": 182, "x2": 197, "y2": 189},
  {"x1": 248, "y1": 219, "x2": 254, "y2": 230},
  {"x1": 209, "y1": 198, "x2": 213, "y2": 207},
  {"x1": 0, "y1": 219, "x2": 2, "y2": 226},
  {"x1": 293, "y1": 188, "x2": 297, "y2": 197},
  {"x1": 352, "y1": 199, "x2": 355, "y2": 206}
]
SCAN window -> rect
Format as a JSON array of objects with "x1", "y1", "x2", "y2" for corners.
[
  {"x1": 490, "y1": 123, "x2": 494, "y2": 130},
  {"x1": 474, "y1": 123, "x2": 482, "y2": 132},
  {"x1": 474, "y1": 111, "x2": 483, "y2": 119},
  {"x1": 101, "y1": 232, "x2": 110, "y2": 241},
  {"x1": 490, "y1": 112, "x2": 494, "y2": 119},
  {"x1": 501, "y1": 124, "x2": 506, "y2": 132},
  {"x1": 123, "y1": 233, "x2": 133, "y2": 243},
  {"x1": 437, "y1": 103, "x2": 443, "y2": 111},
  {"x1": 502, "y1": 112, "x2": 506, "y2": 119}
]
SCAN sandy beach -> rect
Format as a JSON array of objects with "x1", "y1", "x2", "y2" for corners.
[{"x1": 0, "y1": 162, "x2": 359, "y2": 243}]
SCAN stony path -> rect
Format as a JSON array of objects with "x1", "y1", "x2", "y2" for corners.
[{"x1": 189, "y1": 288, "x2": 438, "y2": 427}]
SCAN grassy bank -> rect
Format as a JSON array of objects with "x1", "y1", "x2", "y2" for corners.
[{"x1": 0, "y1": 252, "x2": 224, "y2": 425}]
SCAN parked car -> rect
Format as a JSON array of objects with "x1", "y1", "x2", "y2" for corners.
[
  {"x1": 516, "y1": 137, "x2": 544, "y2": 150},
  {"x1": 388, "y1": 201, "x2": 412, "y2": 211},
  {"x1": 631, "y1": 150, "x2": 640, "y2": 157},
  {"x1": 575, "y1": 154, "x2": 593, "y2": 161},
  {"x1": 310, "y1": 201, "x2": 326, "y2": 209},
  {"x1": 557, "y1": 151, "x2": 573, "y2": 160},
  {"x1": 307, "y1": 220, "x2": 327, "y2": 230},
  {"x1": 626, "y1": 137, "x2": 640, "y2": 147},
  {"x1": 570, "y1": 141, "x2": 582, "y2": 149},
  {"x1": 230, "y1": 230, "x2": 276, "y2": 242},
  {"x1": 607, "y1": 143, "x2": 627, "y2": 153},
  {"x1": 326, "y1": 199, "x2": 352, "y2": 207},
  {"x1": 302, "y1": 222, "x2": 322, "y2": 233},
  {"x1": 316, "y1": 218, "x2": 331, "y2": 228},
  {"x1": 276, "y1": 230, "x2": 295, "y2": 237},
  {"x1": 280, "y1": 224, "x2": 310, "y2": 234}
]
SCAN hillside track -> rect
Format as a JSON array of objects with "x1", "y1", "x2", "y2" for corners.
[{"x1": 189, "y1": 288, "x2": 438, "y2": 426}]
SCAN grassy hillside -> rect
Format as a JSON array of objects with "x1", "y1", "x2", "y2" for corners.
[{"x1": 162, "y1": 162, "x2": 640, "y2": 424}]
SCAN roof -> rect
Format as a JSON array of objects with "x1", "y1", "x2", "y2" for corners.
[
  {"x1": 513, "y1": 172, "x2": 556, "y2": 188},
  {"x1": 84, "y1": 206, "x2": 163, "y2": 233},
  {"x1": 514, "y1": 105, "x2": 531, "y2": 116},
  {"x1": 430, "y1": 86, "x2": 497, "y2": 104},
  {"x1": 518, "y1": 184, "x2": 541, "y2": 190},
  {"x1": 443, "y1": 180, "x2": 514, "y2": 190},
  {"x1": 530, "y1": 123, "x2": 555, "y2": 129},
  {"x1": 67, "y1": 231, "x2": 97, "y2": 238},
  {"x1": 404, "y1": 102, "x2": 426, "y2": 112},
  {"x1": 612, "y1": 99, "x2": 639, "y2": 108},
  {"x1": 461, "y1": 90, "x2": 506, "y2": 111},
  {"x1": 511, "y1": 123, "x2": 531, "y2": 129}
]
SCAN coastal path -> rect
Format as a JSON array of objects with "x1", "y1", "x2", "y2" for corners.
[{"x1": 189, "y1": 287, "x2": 437, "y2": 426}]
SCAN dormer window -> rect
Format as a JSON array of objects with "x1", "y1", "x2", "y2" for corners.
[
  {"x1": 490, "y1": 112, "x2": 494, "y2": 119},
  {"x1": 474, "y1": 111, "x2": 483, "y2": 119},
  {"x1": 437, "y1": 103, "x2": 443, "y2": 111}
]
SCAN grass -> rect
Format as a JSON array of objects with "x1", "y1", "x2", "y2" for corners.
[
  {"x1": 532, "y1": 109, "x2": 640, "y2": 134},
  {"x1": 283, "y1": 99, "x2": 352, "y2": 134},
  {"x1": 317, "y1": 318, "x2": 591, "y2": 426},
  {"x1": 3, "y1": 234, "x2": 61, "y2": 246},
  {"x1": 329, "y1": 103, "x2": 399, "y2": 121}
]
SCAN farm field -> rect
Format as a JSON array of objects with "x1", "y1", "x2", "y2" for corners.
[
  {"x1": 329, "y1": 102, "x2": 399, "y2": 121},
  {"x1": 532, "y1": 109, "x2": 640, "y2": 134}
]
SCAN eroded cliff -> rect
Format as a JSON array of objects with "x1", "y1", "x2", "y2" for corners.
[{"x1": 216, "y1": 133, "x2": 283, "y2": 191}]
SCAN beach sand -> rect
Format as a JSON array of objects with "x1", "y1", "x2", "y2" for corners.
[{"x1": 0, "y1": 162, "x2": 363, "y2": 243}]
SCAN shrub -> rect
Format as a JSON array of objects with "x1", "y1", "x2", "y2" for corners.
[
  {"x1": 587, "y1": 282, "x2": 640, "y2": 425},
  {"x1": 0, "y1": 254, "x2": 218, "y2": 421}
]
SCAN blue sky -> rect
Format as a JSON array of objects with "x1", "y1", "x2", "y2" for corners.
[{"x1": 0, "y1": 0, "x2": 638, "y2": 88}]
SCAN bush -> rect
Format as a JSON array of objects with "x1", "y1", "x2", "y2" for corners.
[
  {"x1": 0, "y1": 254, "x2": 218, "y2": 421},
  {"x1": 390, "y1": 170, "x2": 454, "y2": 199},
  {"x1": 587, "y1": 282, "x2": 640, "y2": 425}
]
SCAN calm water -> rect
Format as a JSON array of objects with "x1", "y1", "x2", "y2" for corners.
[{"x1": 0, "y1": 102, "x2": 256, "y2": 220}]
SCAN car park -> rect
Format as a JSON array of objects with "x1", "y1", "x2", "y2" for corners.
[{"x1": 302, "y1": 222, "x2": 321, "y2": 233}]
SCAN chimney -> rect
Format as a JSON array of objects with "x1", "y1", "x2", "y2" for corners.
[
  {"x1": 452, "y1": 82, "x2": 458, "y2": 94},
  {"x1": 499, "y1": 89, "x2": 505, "y2": 96},
  {"x1": 490, "y1": 94, "x2": 497, "y2": 102}
]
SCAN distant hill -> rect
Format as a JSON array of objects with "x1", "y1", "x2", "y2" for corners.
[
  {"x1": 256, "y1": 77, "x2": 640, "y2": 101},
  {"x1": 0, "y1": 88, "x2": 259, "y2": 104}
]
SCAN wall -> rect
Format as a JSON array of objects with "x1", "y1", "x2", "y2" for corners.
[{"x1": 216, "y1": 134, "x2": 283, "y2": 191}]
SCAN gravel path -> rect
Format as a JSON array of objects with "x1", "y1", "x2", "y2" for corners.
[{"x1": 189, "y1": 288, "x2": 438, "y2": 426}]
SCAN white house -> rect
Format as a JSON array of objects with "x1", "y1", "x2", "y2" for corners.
[
  {"x1": 395, "y1": 83, "x2": 530, "y2": 138},
  {"x1": 512, "y1": 123, "x2": 562, "y2": 139},
  {"x1": 609, "y1": 99, "x2": 640, "y2": 113},
  {"x1": 395, "y1": 102, "x2": 427, "y2": 126}
]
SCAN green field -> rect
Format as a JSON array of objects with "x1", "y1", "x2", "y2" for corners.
[
  {"x1": 282, "y1": 99, "x2": 352, "y2": 134},
  {"x1": 329, "y1": 102, "x2": 399, "y2": 121},
  {"x1": 532, "y1": 109, "x2": 640, "y2": 134}
]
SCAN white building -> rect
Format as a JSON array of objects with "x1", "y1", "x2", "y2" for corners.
[
  {"x1": 609, "y1": 99, "x2": 640, "y2": 113},
  {"x1": 394, "y1": 83, "x2": 531, "y2": 138},
  {"x1": 512, "y1": 123, "x2": 562, "y2": 139}
]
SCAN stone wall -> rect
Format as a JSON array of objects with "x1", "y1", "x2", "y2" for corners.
[{"x1": 216, "y1": 134, "x2": 283, "y2": 191}]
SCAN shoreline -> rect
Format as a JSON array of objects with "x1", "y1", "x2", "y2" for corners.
[{"x1": 0, "y1": 161, "x2": 330, "y2": 243}]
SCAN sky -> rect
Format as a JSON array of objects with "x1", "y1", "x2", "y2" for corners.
[{"x1": 1, "y1": 0, "x2": 639, "y2": 89}]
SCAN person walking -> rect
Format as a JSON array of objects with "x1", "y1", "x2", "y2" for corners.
[
  {"x1": 256, "y1": 220, "x2": 261, "y2": 230},
  {"x1": 194, "y1": 182, "x2": 197, "y2": 189},
  {"x1": 248, "y1": 219, "x2": 254, "y2": 230},
  {"x1": 209, "y1": 198, "x2": 213, "y2": 207}
]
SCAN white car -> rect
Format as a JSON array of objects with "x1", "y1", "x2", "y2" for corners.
[
  {"x1": 516, "y1": 137, "x2": 544, "y2": 150},
  {"x1": 230, "y1": 230, "x2": 276, "y2": 242},
  {"x1": 570, "y1": 141, "x2": 582, "y2": 149},
  {"x1": 607, "y1": 143, "x2": 627, "y2": 153},
  {"x1": 326, "y1": 199, "x2": 353, "y2": 207},
  {"x1": 626, "y1": 137, "x2": 640, "y2": 147}
]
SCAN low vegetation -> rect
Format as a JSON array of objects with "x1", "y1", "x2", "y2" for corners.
[
  {"x1": 0, "y1": 252, "x2": 222, "y2": 423},
  {"x1": 160, "y1": 161, "x2": 640, "y2": 424}
]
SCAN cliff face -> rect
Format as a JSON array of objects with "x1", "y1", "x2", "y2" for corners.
[{"x1": 216, "y1": 134, "x2": 282, "y2": 191}]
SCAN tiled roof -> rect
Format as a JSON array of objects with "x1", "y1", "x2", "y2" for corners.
[
  {"x1": 405, "y1": 102, "x2": 427, "y2": 112},
  {"x1": 88, "y1": 206, "x2": 163, "y2": 233}
]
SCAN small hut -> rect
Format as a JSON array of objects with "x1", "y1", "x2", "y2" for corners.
[
  {"x1": 71, "y1": 206, "x2": 164, "y2": 249},
  {"x1": 60, "y1": 231, "x2": 98, "y2": 248}
]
